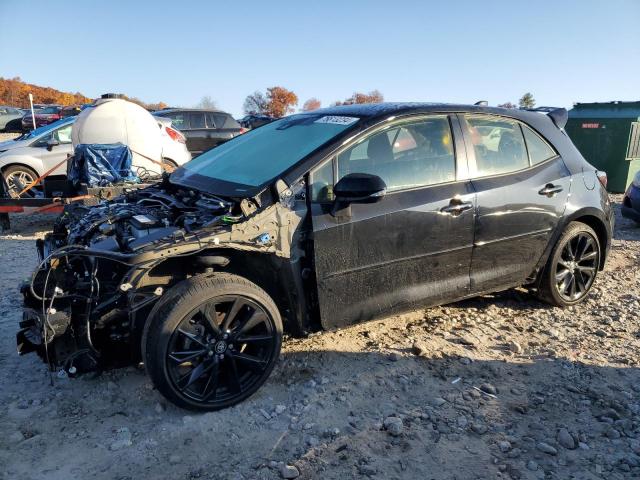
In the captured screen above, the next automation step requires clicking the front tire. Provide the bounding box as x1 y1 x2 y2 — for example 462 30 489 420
537 221 601 307
3 165 39 198
144 273 282 411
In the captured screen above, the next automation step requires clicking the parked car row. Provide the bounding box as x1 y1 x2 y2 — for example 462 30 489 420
153 108 247 157
1 103 89 133
0 111 191 197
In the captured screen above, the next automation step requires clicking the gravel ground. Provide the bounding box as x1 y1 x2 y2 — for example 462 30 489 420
0 197 639 480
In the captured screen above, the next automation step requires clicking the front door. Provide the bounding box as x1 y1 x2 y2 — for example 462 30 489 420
310 115 475 329
35 122 74 175
459 113 571 293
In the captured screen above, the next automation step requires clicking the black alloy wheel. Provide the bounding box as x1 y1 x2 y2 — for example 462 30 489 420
144 274 282 411
167 296 277 405
537 221 601 307
553 231 599 302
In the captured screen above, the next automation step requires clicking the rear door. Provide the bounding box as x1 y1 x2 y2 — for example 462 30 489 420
459 113 571 293
204 113 238 151
310 114 476 329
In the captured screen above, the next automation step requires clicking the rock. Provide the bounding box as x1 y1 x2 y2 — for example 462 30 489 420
536 442 557 455
471 423 488 435
154 403 165 414
259 409 272 419
16 400 29 410
508 341 523 354
412 341 428 356
389 352 400 362
433 397 447 407
479 383 497 395
594 329 608 338
274 405 287 415
383 416 403 436
9 431 25 443
279 464 299 479
498 440 512 453
109 427 132 451
358 464 377 476
557 428 576 450
457 416 468 429
526 460 538 471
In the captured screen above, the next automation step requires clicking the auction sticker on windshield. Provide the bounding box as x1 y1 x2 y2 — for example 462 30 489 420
314 116 359 125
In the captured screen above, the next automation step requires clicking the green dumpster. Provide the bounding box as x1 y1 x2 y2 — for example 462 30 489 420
565 101 640 193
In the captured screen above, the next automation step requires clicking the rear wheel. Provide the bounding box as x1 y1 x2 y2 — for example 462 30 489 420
537 222 600 306
3 165 38 198
144 273 282 411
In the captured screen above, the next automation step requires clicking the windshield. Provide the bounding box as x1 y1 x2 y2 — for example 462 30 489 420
19 117 75 141
174 113 360 194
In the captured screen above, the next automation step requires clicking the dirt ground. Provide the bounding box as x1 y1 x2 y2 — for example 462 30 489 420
0 196 639 480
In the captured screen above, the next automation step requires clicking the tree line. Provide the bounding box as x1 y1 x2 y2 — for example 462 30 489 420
243 88 385 117
0 77 167 110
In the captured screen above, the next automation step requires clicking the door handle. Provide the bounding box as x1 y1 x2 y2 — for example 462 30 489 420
440 198 473 216
538 184 563 197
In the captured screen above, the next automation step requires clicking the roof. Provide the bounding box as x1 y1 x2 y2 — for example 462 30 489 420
155 108 227 114
307 102 550 124
568 101 640 119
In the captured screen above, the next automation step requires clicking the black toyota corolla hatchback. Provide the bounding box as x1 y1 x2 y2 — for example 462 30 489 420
19 103 613 410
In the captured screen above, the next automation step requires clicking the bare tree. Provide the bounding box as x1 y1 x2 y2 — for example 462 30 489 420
498 102 517 109
243 91 269 115
195 95 217 109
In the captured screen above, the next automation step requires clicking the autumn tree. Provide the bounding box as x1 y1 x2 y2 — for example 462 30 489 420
302 98 321 111
518 93 536 109
265 86 298 117
334 90 384 106
243 87 298 117
195 95 217 109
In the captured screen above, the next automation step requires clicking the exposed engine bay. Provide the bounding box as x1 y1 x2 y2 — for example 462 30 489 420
17 176 308 375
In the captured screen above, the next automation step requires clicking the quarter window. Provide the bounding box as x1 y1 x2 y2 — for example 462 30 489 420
167 112 188 130
522 125 556 165
336 116 455 193
464 115 528 176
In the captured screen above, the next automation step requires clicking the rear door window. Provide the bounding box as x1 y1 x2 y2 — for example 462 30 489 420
167 112 189 130
522 125 557 165
464 115 528 177
189 112 206 129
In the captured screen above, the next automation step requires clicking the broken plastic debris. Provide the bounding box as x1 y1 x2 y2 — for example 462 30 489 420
256 233 272 246
451 377 461 384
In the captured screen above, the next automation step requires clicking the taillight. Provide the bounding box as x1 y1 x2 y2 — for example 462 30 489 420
596 170 607 189
239 127 248 134
166 126 186 144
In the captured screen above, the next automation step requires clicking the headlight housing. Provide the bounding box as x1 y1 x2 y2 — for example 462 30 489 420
633 170 640 188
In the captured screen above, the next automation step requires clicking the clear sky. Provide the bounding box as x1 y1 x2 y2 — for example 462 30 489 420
1 0 638 117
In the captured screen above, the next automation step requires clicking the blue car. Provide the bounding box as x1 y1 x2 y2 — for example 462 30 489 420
622 171 640 223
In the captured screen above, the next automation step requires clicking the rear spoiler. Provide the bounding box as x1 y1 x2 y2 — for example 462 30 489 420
547 108 568 130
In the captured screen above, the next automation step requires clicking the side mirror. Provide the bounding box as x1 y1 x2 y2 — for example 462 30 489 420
46 138 60 151
331 173 386 218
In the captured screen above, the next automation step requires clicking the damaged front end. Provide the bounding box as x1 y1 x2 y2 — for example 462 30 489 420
18 176 308 376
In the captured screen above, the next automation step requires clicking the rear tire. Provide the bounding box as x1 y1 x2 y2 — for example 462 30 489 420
143 273 282 411
537 221 601 307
